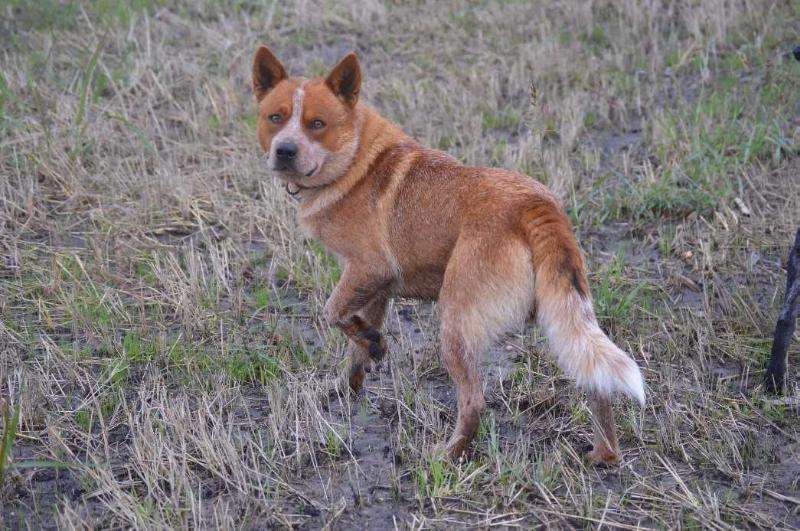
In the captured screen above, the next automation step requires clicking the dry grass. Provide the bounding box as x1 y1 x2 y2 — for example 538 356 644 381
1 0 799 528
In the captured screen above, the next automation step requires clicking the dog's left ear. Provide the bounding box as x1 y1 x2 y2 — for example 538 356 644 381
325 53 361 107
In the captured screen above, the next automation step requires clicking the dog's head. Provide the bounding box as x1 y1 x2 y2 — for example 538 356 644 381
252 46 362 192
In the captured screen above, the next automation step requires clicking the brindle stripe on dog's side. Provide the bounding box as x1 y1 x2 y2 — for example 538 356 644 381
367 142 420 207
373 144 421 279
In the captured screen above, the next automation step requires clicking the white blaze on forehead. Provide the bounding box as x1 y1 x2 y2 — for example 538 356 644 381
273 82 308 145
287 85 306 135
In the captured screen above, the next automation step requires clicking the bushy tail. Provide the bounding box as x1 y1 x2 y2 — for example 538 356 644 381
525 209 645 404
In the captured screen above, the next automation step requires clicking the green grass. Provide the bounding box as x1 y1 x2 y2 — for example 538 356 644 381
601 47 796 223
0 401 21 487
0 0 159 34
481 108 522 131
416 457 455 500
223 346 282 384
75 408 93 432
122 332 157 362
592 247 657 325
252 286 271 309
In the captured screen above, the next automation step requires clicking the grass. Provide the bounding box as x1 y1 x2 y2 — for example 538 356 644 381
1 0 799 528
0 400 21 486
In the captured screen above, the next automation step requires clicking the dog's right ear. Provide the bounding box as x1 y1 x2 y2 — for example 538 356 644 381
253 46 287 101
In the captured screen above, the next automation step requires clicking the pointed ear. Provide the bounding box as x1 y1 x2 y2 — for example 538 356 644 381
325 53 361 107
253 46 287 101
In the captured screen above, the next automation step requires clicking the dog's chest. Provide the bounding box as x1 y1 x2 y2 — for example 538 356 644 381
298 211 325 242
299 210 373 261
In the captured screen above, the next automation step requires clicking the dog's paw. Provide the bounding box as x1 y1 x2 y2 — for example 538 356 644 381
365 330 387 362
443 435 470 462
585 446 621 467
428 440 465 464
368 341 385 361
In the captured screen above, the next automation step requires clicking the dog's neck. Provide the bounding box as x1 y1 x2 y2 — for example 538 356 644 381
297 104 410 219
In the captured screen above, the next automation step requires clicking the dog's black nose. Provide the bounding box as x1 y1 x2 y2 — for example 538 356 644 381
275 142 298 162
794 46 800 62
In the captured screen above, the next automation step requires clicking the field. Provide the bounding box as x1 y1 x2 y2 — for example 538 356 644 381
1 0 800 528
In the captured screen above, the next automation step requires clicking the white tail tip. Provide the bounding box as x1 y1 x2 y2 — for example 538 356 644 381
584 340 646 406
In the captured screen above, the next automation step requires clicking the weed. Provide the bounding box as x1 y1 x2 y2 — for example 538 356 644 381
417 457 453 500
0 400 21 486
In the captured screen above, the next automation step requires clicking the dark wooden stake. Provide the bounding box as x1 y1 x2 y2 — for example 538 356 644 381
764 228 800 393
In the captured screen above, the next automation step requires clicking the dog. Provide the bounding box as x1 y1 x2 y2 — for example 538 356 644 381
251 46 645 464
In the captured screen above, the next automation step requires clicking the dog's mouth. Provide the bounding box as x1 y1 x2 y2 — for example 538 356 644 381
282 164 320 196
270 162 319 177
272 163 318 177
303 164 318 178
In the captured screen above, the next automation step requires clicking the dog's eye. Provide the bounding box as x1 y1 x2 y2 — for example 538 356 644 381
268 113 282 124
310 119 326 130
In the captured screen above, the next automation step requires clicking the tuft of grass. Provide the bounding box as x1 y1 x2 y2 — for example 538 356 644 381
416 457 455 500
252 286 271 309
593 248 655 324
481 108 521 131
73 39 104 146
223 346 282 385
0 400 21 487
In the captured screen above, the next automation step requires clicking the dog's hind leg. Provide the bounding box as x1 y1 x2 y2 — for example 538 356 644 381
438 237 534 459
438 321 486 459
586 393 621 465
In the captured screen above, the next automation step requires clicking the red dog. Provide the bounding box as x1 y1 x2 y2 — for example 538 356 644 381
252 46 645 464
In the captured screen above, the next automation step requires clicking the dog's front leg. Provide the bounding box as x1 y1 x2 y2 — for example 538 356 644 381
344 295 389 393
324 265 391 365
